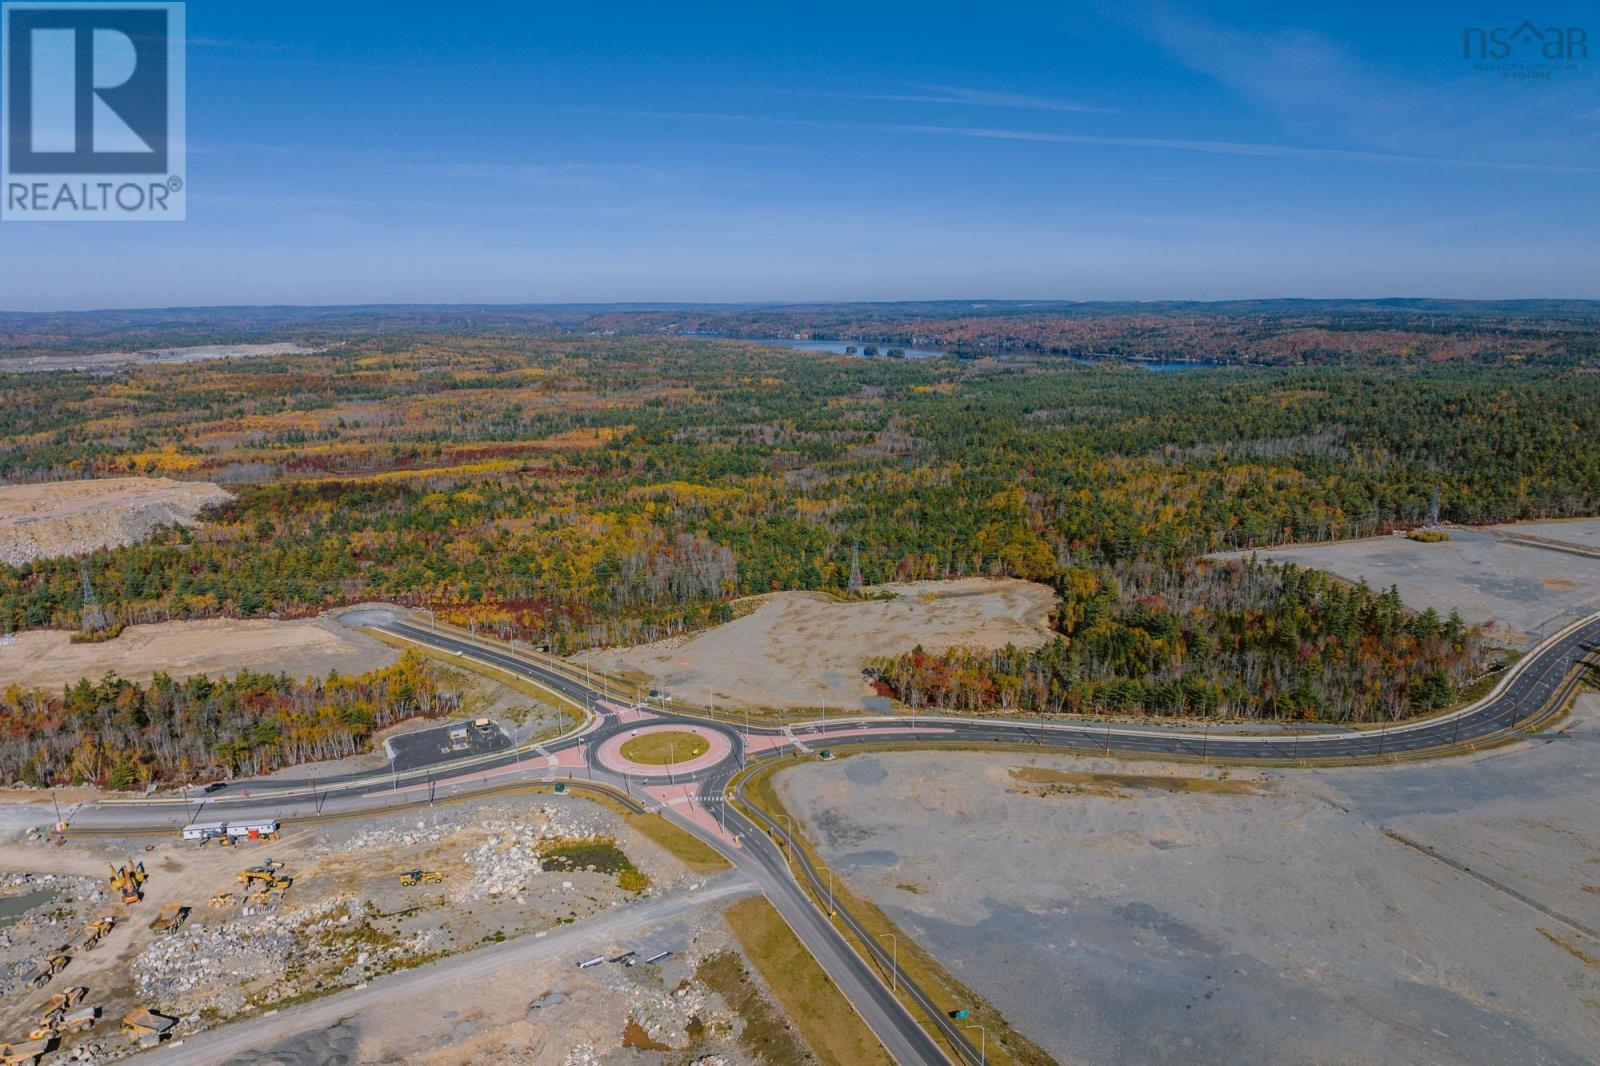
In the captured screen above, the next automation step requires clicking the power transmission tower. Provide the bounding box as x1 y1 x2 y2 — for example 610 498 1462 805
79 558 109 633
847 541 863 595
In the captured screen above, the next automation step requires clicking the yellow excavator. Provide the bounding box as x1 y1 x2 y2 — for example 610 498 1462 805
108 861 147 905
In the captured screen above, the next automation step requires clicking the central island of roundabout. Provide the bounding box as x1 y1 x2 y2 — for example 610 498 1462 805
595 722 735 778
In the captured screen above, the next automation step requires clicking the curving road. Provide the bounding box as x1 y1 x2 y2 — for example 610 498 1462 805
62 608 1600 1066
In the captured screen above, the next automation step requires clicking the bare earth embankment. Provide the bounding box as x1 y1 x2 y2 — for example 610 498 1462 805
777 693 1600 1066
0 617 396 690
574 577 1058 710
0 477 232 567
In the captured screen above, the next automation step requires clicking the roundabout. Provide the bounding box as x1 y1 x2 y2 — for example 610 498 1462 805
595 722 736 778
620 730 710 764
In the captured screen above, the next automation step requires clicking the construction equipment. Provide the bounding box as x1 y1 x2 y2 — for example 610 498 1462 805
398 869 443 887
120 1008 177 1048
0 1037 53 1066
237 867 272 888
237 860 287 887
208 892 232 907
108 862 147 904
18 954 69 991
39 986 87 1020
58 1007 99 1034
57 1006 98 1035
65 915 114 953
28 987 90 1041
146 903 189 935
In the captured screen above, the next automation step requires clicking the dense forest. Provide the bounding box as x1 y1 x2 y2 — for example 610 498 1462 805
869 559 1481 724
0 651 458 788
5 299 1600 367
1 332 1595 723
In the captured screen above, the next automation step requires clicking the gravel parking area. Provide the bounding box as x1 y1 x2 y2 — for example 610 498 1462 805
776 694 1600 1066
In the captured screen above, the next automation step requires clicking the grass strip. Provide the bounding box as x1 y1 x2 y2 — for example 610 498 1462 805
738 754 1056 1066
576 789 731 874
366 629 587 728
721 895 895 1066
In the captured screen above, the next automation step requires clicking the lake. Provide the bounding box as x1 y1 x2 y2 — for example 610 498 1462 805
0 888 57 928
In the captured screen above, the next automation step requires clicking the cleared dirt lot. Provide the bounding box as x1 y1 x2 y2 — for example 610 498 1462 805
0 477 232 567
0 616 397 690
777 694 1600 1066
0 343 316 375
1228 519 1600 644
0 793 748 1064
574 577 1058 711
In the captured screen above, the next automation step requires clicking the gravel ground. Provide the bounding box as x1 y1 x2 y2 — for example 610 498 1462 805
0 477 232 567
0 793 692 1063
777 694 1600 1066
1222 520 1600 643
574 577 1058 711
0 616 397 690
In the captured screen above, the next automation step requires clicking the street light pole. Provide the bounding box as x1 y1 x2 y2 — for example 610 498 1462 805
965 1024 987 1065
878 932 897 992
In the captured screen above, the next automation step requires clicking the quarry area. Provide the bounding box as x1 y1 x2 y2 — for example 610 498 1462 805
0 793 796 1065
573 577 1058 710
0 478 232 568
776 692 1600 1066
0 616 397 691
1234 518 1600 644
0 344 318 376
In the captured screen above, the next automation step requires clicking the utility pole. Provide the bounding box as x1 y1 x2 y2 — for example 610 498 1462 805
965 1024 987 1066
53 790 66 831
78 558 108 634
878 932 897 992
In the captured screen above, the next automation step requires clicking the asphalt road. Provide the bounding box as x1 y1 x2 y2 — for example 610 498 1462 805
61 609 1600 1066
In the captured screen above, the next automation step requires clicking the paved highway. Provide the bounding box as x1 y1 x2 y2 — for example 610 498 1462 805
61 608 1600 1065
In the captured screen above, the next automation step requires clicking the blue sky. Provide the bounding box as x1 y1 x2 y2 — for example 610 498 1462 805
2 0 1597 309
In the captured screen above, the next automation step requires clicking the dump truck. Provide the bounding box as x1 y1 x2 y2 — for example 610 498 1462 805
19 954 69 991
0 1037 53 1066
39 986 87 1020
66 919 107 953
59 1006 99 1034
398 869 444 887
147 903 189 935
120 1008 177 1048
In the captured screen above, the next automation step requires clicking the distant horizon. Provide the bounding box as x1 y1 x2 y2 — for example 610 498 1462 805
6 294 1600 318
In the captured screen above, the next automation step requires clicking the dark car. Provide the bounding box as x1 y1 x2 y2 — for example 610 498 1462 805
202 782 228 794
